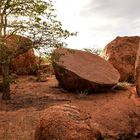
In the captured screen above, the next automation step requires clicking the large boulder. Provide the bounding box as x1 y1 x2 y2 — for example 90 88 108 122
0 35 36 75
103 36 140 82
52 48 120 92
35 104 101 140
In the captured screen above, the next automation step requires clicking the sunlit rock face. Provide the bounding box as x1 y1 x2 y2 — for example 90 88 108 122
103 36 140 82
52 48 120 92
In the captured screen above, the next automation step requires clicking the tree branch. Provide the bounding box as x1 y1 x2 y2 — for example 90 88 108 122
3 0 12 14
4 28 21 39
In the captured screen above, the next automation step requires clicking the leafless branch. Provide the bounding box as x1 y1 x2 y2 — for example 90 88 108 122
4 28 21 39
3 0 12 14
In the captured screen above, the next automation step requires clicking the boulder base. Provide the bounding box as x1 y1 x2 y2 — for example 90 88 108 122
52 48 120 92
103 36 140 82
35 104 101 140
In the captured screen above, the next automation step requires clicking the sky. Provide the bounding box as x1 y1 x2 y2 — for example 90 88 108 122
54 0 140 50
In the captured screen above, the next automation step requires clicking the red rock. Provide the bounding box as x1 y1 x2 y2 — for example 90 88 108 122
52 48 120 92
103 36 140 82
35 104 101 140
10 49 36 75
0 35 36 75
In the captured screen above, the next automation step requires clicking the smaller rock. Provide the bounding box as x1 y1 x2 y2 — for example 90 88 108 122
35 104 101 140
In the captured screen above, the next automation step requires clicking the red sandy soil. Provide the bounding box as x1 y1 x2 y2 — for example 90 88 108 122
0 76 140 140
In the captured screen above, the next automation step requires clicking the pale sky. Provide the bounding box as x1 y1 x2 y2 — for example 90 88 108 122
54 0 140 49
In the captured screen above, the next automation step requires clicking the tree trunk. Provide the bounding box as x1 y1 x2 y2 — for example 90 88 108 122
1 63 11 100
135 68 140 97
135 43 140 97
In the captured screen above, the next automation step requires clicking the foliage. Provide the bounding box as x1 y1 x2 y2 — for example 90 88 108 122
0 0 76 63
9 73 18 83
76 89 89 98
83 48 102 56
79 89 89 95
0 0 76 100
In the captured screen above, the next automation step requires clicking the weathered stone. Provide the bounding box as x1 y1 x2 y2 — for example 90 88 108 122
35 104 101 140
52 48 120 92
10 49 36 75
103 36 140 82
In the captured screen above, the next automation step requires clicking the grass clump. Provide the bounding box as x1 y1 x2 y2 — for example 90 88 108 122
113 82 130 90
76 89 89 98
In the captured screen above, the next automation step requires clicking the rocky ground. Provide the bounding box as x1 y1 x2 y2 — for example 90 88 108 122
0 75 140 140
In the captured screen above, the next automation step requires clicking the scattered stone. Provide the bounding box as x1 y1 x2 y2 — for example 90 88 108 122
52 48 120 92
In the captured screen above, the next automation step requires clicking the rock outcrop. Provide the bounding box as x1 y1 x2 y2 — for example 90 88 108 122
103 36 140 82
52 48 120 92
35 104 101 140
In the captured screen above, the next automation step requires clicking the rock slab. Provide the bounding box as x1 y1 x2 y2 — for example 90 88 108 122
52 48 120 92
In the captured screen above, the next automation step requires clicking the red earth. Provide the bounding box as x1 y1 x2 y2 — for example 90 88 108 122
0 75 140 140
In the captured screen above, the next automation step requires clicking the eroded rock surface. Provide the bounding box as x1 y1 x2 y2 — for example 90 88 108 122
35 104 101 140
